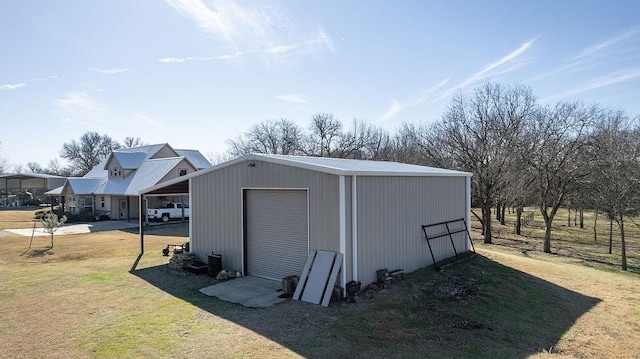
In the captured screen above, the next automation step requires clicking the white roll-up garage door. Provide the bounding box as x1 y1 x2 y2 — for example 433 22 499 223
245 189 309 280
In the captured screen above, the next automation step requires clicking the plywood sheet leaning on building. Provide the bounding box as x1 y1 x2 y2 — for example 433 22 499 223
293 250 343 307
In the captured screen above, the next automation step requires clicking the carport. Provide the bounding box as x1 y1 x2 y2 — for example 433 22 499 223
138 177 190 254
0 173 67 207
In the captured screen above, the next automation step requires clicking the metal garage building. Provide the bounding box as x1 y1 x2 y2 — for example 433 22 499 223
141 154 473 286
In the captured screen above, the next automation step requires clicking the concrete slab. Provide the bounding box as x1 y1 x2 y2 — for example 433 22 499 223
5 221 138 237
199 276 286 308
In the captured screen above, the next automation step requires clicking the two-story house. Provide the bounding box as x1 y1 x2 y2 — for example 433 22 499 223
47 143 211 220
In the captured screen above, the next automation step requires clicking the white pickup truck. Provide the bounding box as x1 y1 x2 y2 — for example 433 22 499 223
147 203 190 222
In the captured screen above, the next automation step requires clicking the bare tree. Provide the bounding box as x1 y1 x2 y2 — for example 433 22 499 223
44 159 72 177
206 151 234 165
25 162 44 174
227 118 304 156
122 136 145 148
523 101 598 253
303 113 344 157
590 110 640 270
13 163 25 174
422 82 536 243
60 132 120 176
0 141 7 174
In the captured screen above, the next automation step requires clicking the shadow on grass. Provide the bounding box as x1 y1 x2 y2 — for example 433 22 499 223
21 246 53 257
130 253 600 358
121 221 190 238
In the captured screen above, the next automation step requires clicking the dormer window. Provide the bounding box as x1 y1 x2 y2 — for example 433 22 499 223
179 169 187 176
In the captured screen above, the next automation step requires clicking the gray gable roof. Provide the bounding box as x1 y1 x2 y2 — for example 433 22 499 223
252 154 472 176
112 152 148 169
47 143 208 197
175 149 212 170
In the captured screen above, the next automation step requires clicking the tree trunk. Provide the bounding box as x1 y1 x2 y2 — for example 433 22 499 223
580 207 584 229
515 206 523 235
567 206 571 227
482 205 492 244
619 213 627 271
500 204 506 226
574 208 577 226
609 215 613 254
496 202 501 222
472 210 484 235
593 209 598 241
50 234 54 248
543 217 553 253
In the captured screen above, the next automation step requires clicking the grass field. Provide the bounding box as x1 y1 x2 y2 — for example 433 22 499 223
476 207 640 273
1 208 639 358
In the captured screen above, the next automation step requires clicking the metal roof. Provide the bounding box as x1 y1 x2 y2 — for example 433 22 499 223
250 154 472 176
116 143 168 157
107 157 185 195
84 158 109 178
112 152 148 169
0 173 66 180
66 178 106 195
48 157 189 196
140 154 471 195
175 149 212 169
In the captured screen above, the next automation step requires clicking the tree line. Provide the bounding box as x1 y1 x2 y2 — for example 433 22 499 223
0 135 145 177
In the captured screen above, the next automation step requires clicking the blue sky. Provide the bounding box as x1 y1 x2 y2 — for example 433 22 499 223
1 0 639 168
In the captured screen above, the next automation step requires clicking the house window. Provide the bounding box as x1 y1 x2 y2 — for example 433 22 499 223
84 197 93 207
179 169 187 176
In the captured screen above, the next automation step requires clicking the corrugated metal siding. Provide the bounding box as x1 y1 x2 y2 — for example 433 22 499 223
190 160 340 272
20 178 46 189
355 176 467 285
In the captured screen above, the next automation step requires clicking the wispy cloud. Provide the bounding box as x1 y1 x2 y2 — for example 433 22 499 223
30 75 58 82
544 68 640 102
378 78 450 122
529 27 640 83
55 92 103 123
379 37 537 121
570 27 640 62
433 37 538 102
90 68 131 74
135 113 165 129
379 99 402 122
0 83 26 91
164 0 333 63
276 94 309 104
1 75 58 91
533 26 640 100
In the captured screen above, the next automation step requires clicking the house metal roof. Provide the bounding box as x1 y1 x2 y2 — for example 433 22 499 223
84 158 109 178
50 158 187 196
140 154 472 195
112 152 148 169
46 143 206 197
175 149 212 169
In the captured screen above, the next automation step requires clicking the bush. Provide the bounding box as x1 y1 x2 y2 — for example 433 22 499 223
34 210 51 220
64 209 97 223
